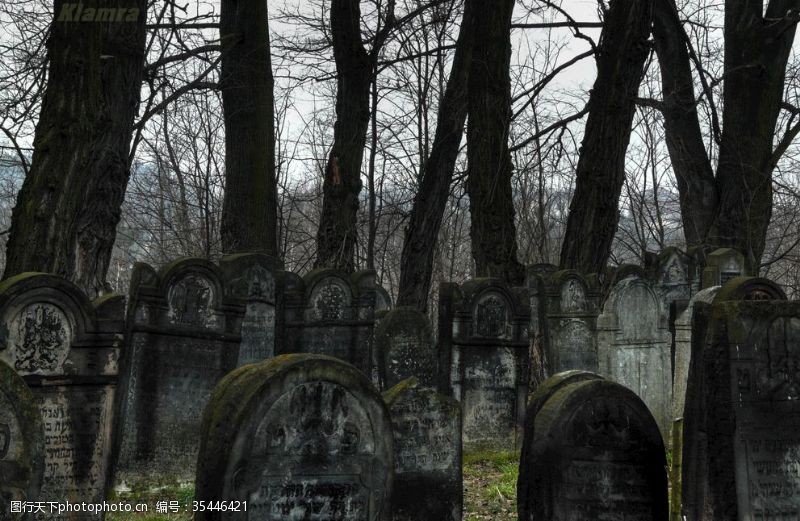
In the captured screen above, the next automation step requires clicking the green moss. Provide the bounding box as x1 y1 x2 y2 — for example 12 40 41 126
381 377 419 405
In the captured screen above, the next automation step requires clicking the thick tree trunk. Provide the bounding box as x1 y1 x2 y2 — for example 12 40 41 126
709 0 799 272
651 0 717 250
314 0 372 272
219 0 278 255
559 0 653 274
3 0 146 298
396 0 476 311
464 0 524 285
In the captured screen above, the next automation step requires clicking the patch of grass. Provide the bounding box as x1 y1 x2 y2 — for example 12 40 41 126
463 450 519 521
107 484 194 521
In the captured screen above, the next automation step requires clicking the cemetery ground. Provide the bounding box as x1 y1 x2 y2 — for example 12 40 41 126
105 450 520 521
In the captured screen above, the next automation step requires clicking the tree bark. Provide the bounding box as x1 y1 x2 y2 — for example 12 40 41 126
314 0 374 272
219 0 278 254
3 0 147 298
464 0 524 284
396 0 476 311
559 0 653 274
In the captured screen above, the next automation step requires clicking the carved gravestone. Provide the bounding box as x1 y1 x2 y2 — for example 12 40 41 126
383 378 461 521
195 354 394 521
374 307 438 390
702 247 745 288
655 248 693 305
440 279 530 450
518 373 668 521
543 271 599 373
681 278 794 521
0 274 124 520
597 270 672 437
280 269 378 376
0 359 44 521
113 259 243 487
220 254 280 366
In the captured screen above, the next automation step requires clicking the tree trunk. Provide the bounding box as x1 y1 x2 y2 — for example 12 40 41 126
397 0 476 311
314 0 372 272
219 0 278 255
3 0 147 298
464 0 524 285
559 0 653 274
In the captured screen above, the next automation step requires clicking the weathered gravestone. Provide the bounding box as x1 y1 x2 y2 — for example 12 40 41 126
195 354 394 521
374 308 438 391
652 247 693 306
113 259 246 486
597 267 672 438
440 279 530 450
383 378 461 521
681 277 795 521
542 271 600 373
0 274 124 520
279 269 378 376
701 247 745 288
518 372 668 521
0 359 44 521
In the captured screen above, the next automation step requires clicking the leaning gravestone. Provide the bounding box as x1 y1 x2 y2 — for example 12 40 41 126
0 359 44 521
113 259 244 487
0 274 124 521
280 269 378 376
597 268 672 438
440 279 530 449
383 378 461 521
681 277 795 521
518 372 668 521
374 307 438 390
195 354 394 521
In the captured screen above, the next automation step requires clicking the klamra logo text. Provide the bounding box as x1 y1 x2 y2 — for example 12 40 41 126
57 4 140 22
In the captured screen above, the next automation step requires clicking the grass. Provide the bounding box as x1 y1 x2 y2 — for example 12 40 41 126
107 451 520 521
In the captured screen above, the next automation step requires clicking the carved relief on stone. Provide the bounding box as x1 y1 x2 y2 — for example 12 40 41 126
230 265 275 301
473 292 510 338
561 279 586 312
7 303 71 374
309 279 350 321
167 274 215 327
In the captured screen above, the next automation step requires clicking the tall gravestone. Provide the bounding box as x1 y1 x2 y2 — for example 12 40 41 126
280 269 377 376
0 359 44 521
440 279 530 450
374 307 438 391
195 354 394 521
383 378 461 521
598 268 672 437
681 278 794 521
0 274 124 520
542 271 600 373
113 258 247 486
518 372 668 521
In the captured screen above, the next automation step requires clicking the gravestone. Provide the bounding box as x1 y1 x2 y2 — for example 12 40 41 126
597 269 672 437
0 359 44 521
280 269 378 376
701 247 745 288
543 271 599 373
374 307 438 390
195 354 394 521
383 378 461 521
220 254 280 366
518 372 668 521
654 248 693 305
375 286 392 313
681 278 794 521
440 279 530 450
113 259 245 487
0 274 124 520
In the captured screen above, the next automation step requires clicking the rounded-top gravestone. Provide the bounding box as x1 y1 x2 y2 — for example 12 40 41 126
518 373 668 521
195 354 394 521
0 359 44 521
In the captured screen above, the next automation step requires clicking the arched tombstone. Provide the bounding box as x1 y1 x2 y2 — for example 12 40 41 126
518 372 668 521
543 271 599 373
373 307 438 391
0 359 44 521
0 274 124 520
383 378 461 521
681 277 794 521
195 354 394 521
